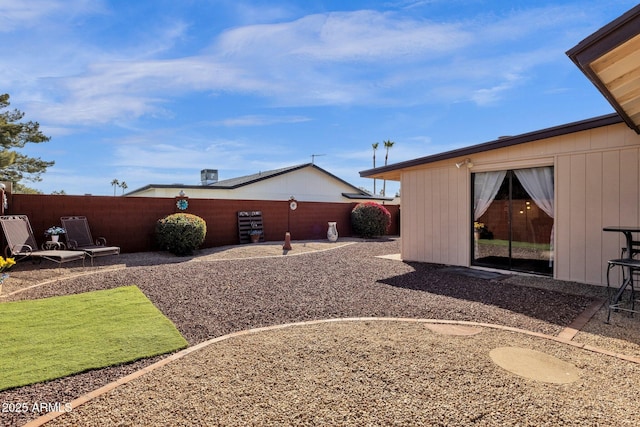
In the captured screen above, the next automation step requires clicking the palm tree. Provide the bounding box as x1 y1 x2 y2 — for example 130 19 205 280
382 140 395 196
110 179 119 196
119 181 128 195
372 142 379 195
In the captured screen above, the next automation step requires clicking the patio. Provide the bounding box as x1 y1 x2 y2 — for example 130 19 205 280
1 238 639 426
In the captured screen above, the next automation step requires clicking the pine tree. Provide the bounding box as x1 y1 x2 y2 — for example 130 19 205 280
0 94 54 191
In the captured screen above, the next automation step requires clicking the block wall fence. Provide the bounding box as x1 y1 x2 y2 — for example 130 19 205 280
5 194 399 254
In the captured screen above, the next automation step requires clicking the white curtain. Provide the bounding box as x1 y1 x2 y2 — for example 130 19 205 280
514 167 554 218
514 166 554 266
473 171 506 220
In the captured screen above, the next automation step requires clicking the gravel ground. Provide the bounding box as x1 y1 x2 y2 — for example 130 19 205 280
1 238 639 426
47 322 640 426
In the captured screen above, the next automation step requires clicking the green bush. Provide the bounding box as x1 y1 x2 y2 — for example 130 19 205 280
351 202 391 238
155 213 207 256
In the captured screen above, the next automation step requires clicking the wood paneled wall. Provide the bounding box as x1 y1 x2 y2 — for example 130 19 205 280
401 166 469 266
398 122 640 286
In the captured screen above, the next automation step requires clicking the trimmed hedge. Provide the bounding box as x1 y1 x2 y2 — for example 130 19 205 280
155 213 207 256
350 202 391 238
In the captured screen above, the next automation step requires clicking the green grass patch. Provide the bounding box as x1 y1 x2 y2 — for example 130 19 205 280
478 239 550 250
0 286 187 391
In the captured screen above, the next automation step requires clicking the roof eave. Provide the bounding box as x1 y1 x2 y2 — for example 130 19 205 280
566 5 640 134
341 192 394 201
360 113 622 178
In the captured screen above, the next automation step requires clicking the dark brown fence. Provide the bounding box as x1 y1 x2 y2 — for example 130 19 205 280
6 194 399 253
478 200 552 244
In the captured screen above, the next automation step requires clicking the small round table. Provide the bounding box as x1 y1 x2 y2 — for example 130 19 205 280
42 241 66 250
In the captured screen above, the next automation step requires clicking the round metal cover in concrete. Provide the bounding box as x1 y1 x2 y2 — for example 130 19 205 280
489 347 580 384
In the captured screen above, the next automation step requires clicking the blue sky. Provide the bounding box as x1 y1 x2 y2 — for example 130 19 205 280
1 0 637 196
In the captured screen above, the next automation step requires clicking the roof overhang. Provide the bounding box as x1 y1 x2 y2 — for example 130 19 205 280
360 113 622 180
567 5 640 134
341 192 394 201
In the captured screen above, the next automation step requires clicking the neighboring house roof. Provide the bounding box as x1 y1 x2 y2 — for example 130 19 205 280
205 164 347 191
566 4 640 134
203 164 309 189
127 163 394 201
360 113 623 180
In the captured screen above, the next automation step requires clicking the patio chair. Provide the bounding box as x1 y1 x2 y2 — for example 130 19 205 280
0 215 85 266
621 240 640 283
60 216 120 266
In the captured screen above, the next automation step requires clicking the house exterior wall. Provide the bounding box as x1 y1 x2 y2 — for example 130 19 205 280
401 166 469 266
128 167 384 203
399 121 640 286
224 167 360 202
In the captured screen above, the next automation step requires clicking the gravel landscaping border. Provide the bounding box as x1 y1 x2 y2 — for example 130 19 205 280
1 238 639 426
44 320 640 426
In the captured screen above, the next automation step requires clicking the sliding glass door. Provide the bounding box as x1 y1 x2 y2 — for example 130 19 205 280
472 167 554 276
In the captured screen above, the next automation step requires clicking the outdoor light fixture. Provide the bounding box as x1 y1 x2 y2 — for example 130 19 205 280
456 158 473 169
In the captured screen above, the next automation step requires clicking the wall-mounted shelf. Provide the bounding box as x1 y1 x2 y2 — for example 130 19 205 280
237 211 264 244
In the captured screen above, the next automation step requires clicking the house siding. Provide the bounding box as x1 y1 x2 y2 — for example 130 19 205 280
399 121 640 286
401 166 469 266
127 165 393 204
556 145 640 285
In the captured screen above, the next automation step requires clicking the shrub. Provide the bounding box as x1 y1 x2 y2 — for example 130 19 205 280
351 202 391 238
155 213 207 256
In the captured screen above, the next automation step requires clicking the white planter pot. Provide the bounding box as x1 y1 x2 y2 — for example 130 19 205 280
327 222 338 242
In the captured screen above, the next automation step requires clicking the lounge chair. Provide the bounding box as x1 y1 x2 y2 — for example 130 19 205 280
0 215 85 266
60 216 120 265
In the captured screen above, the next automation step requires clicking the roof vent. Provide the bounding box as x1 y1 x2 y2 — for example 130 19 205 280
201 169 218 185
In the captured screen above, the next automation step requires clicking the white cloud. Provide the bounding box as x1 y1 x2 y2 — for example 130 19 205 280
2 3 594 127
470 72 525 106
213 115 311 127
384 0 455 9
0 0 103 31
109 133 291 176
216 11 472 62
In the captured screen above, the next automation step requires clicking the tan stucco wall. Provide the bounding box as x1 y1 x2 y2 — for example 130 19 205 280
399 122 640 286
